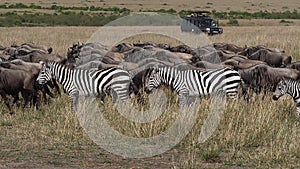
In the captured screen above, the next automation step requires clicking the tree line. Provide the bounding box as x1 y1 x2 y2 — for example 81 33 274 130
0 3 299 26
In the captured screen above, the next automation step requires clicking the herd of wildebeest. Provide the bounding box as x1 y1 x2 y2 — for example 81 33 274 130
0 41 299 115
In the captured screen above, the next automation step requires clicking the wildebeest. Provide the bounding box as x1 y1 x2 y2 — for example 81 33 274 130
0 67 37 114
16 42 53 55
247 49 292 67
213 42 244 53
111 42 134 53
191 45 221 63
284 61 300 71
0 55 10 62
238 64 300 94
238 45 285 57
0 59 60 106
223 58 266 69
15 50 65 63
169 44 194 54
193 60 225 69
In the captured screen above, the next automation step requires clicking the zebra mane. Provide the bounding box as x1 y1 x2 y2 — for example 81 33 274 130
281 77 292 82
45 61 67 69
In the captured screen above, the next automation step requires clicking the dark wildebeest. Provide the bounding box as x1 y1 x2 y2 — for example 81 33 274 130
216 49 248 62
133 42 158 48
238 64 300 95
223 58 266 69
111 43 135 53
18 42 53 54
0 59 61 106
191 45 222 64
0 55 10 62
169 44 194 54
15 50 65 63
193 60 226 69
238 45 284 56
0 67 36 114
247 49 292 67
284 61 300 71
213 42 244 53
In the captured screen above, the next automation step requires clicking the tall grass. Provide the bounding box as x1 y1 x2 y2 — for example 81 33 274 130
0 26 299 168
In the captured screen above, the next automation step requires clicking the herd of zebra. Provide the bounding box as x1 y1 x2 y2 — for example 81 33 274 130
1 42 300 120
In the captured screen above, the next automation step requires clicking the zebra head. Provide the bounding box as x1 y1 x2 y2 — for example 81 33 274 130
146 67 162 94
37 61 52 85
273 78 288 101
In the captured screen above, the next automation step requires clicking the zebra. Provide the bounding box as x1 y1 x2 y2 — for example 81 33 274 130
273 78 300 121
36 61 131 110
146 66 245 105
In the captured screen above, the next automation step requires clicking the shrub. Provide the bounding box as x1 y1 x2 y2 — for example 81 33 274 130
227 18 239 26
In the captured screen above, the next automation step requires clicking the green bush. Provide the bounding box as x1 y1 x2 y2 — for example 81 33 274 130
227 18 239 26
0 12 128 27
211 10 300 19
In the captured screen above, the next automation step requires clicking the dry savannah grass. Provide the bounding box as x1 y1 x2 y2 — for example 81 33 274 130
0 25 300 168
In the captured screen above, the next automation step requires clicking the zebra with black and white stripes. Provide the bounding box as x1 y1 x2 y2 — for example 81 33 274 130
273 78 300 121
146 66 245 104
36 61 131 110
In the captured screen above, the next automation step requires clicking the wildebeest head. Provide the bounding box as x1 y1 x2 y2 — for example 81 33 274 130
273 78 289 101
37 61 52 85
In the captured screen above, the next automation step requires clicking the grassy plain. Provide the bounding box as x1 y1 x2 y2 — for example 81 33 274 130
0 26 299 168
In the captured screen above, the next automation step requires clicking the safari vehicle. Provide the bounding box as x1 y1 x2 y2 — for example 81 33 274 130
181 11 223 35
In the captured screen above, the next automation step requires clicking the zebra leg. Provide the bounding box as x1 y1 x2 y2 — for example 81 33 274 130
178 92 189 106
70 90 79 112
186 96 196 106
296 106 300 121
110 89 118 103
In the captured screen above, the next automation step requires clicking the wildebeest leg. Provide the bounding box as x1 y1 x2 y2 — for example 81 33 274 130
44 85 55 98
0 91 13 114
33 90 43 110
31 90 39 109
12 94 19 105
51 79 61 96
240 80 250 102
129 82 144 104
21 90 31 109
135 91 146 105
41 84 55 105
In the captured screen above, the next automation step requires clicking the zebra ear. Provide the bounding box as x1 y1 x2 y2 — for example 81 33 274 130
151 64 159 73
281 77 287 85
